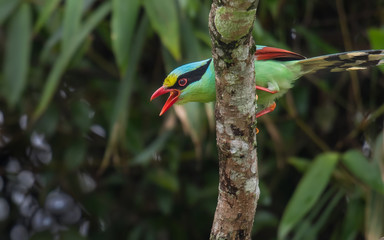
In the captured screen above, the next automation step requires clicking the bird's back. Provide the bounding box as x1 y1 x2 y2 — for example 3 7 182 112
254 49 384 108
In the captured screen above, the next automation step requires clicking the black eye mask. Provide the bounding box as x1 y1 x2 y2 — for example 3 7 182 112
170 59 212 90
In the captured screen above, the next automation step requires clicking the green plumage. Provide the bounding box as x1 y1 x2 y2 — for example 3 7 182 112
152 47 384 116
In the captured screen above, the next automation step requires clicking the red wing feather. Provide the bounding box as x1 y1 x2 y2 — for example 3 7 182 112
255 46 306 61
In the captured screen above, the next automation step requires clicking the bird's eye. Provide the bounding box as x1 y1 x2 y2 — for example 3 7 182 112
178 78 187 86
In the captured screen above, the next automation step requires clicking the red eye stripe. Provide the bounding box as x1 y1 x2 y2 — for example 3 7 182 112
178 78 187 86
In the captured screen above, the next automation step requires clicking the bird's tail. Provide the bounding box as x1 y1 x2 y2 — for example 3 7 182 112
296 49 384 75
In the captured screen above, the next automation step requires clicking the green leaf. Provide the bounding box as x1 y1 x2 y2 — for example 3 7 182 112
291 185 337 240
373 133 384 165
342 150 384 194
62 0 84 52
278 152 339 240
253 19 286 49
100 16 149 172
288 157 311 172
144 0 181 60
339 197 364 240
176 103 207 160
39 27 61 63
368 28 384 73
131 130 172 166
365 191 384 240
64 140 86 170
180 15 200 60
33 2 111 121
368 28 384 49
70 100 92 132
111 0 140 73
0 0 21 25
35 104 59 136
148 169 179 192
309 191 343 236
111 14 149 132
1 3 31 108
33 0 61 34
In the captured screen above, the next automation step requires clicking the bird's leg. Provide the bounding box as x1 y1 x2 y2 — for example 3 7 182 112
254 86 278 132
255 86 278 118
256 102 276 118
256 85 278 94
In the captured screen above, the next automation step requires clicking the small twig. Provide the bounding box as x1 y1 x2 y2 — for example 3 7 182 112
285 92 331 152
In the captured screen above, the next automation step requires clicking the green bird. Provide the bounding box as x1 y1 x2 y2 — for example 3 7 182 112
151 46 384 117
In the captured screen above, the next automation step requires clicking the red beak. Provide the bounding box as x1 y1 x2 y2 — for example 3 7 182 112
150 86 180 116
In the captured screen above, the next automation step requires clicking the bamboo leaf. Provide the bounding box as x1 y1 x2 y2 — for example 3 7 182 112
1 3 31 108
288 157 311 172
131 130 172 166
292 190 343 240
365 191 384 240
290 185 336 240
39 27 62 63
33 0 61 34
368 28 384 73
111 0 140 73
174 103 207 160
64 140 86 170
62 0 84 52
278 152 339 240
33 2 111 121
147 169 179 192
373 133 384 167
162 16 208 157
0 0 21 25
180 15 201 61
339 197 364 240
310 191 343 235
100 16 149 173
144 0 181 60
342 150 384 194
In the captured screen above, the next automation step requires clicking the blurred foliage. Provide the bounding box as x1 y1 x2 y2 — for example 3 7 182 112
0 0 383 239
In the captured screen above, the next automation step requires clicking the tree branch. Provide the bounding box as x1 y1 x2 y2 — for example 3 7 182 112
209 1 259 239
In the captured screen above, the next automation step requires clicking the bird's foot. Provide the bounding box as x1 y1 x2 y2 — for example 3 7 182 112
256 102 276 118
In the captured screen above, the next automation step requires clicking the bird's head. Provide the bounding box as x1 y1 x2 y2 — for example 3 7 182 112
150 59 213 116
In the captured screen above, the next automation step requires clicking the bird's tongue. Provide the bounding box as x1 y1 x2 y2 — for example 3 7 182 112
150 86 180 116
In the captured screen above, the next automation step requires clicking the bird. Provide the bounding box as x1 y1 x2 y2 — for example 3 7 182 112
151 46 384 117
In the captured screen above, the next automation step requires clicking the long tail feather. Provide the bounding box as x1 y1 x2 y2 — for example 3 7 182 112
297 50 384 74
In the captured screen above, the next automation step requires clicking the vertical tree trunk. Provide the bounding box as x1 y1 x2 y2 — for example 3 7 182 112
209 1 259 239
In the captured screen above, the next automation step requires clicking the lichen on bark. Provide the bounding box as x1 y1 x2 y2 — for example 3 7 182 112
214 7 257 43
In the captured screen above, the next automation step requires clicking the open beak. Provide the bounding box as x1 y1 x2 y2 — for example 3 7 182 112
150 86 180 116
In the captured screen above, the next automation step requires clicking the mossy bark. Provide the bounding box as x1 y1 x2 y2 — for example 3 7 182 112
209 1 259 240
